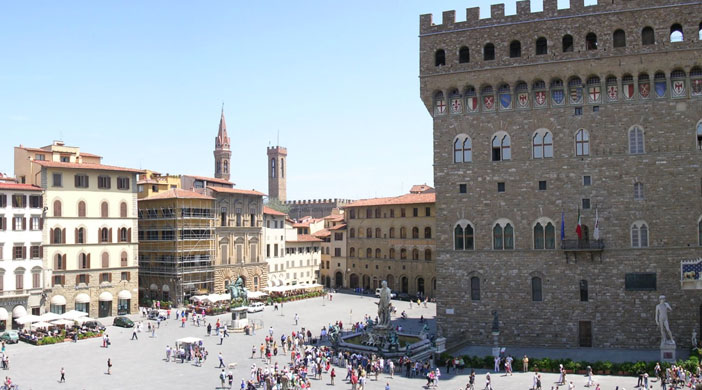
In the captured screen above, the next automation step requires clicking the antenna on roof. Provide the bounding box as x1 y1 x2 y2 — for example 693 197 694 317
277 129 280 147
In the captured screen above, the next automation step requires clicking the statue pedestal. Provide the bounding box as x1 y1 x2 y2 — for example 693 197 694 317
660 342 676 363
491 331 500 357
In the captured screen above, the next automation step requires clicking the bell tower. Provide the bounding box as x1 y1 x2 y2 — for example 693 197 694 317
267 145 287 202
214 107 231 181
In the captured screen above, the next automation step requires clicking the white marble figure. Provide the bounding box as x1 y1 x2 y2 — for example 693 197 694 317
377 280 392 328
655 295 675 345
692 329 698 348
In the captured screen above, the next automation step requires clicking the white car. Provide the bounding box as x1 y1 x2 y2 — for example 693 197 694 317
247 302 265 313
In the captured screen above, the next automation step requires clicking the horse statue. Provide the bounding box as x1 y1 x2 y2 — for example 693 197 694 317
227 276 249 304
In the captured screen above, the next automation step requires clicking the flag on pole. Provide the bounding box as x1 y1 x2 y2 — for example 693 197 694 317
560 212 565 241
593 208 600 240
575 208 583 239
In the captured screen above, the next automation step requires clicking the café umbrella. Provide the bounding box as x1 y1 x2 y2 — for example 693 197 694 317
15 314 41 325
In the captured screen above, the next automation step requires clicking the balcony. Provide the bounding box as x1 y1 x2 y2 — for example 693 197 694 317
560 239 604 262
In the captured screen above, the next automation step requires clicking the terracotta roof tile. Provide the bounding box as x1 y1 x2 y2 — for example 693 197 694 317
188 175 233 185
32 160 143 174
344 192 435 208
289 234 323 242
0 183 42 191
207 186 266 196
141 188 214 201
263 206 287 216
313 229 331 238
328 223 347 230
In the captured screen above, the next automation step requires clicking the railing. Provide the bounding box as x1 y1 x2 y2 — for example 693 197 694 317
560 239 605 251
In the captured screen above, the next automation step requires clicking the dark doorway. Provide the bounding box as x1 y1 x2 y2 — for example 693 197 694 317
579 321 592 347
99 301 112 318
335 272 343 288
325 276 330 288
386 275 395 291
362 275 370 290
401 277 409 293
349 274 359 289
417 278 425 296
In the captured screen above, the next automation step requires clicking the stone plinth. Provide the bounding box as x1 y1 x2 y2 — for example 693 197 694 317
660 342 676 363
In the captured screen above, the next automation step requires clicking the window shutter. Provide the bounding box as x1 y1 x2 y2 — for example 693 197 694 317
127 272 130 281
108 273 112 283
75 228 78 243
12 218 15 230
22 218 26 230
87 253 91 268
62 228 66 243
86 274 90 284
22 246 26 259
2 217 5 231
39 218 43 230
128 228 132 242
50 228 54 243
75 275 80 285
109 228 112 243
62 254 67 270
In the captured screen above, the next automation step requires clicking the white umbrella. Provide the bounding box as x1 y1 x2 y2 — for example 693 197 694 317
39 312 61 322
61 310 88 320
15 314 41 325
31 321 54 330
75 317 97 325
50 319 75 327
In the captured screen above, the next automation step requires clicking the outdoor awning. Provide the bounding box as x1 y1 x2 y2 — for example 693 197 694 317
162 285 170 292
0 308 8 321
117 290 131 300
75 293 90 304
99 292 113 301
50 295 67 305
12 306 27 318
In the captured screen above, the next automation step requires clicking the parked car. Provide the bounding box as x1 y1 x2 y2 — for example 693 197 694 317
396 293 411 301
147 309 167 321
0 330 19 344
247 302 265 313
113 316 134 328
81 320 106 331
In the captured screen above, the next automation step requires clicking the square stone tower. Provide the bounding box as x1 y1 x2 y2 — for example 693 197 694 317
267 146 287 202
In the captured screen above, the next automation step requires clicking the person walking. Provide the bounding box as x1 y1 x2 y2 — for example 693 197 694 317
330 368 336 385
59 367 65 383
131 328 138 340
218 352 226 368
294 313 299 325
107 358 112 375
219 369 226 389
219 329 224 345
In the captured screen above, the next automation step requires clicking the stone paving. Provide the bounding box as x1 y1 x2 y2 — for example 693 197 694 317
3 293 644 389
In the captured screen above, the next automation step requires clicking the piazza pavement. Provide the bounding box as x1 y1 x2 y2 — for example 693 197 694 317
3 292 651 389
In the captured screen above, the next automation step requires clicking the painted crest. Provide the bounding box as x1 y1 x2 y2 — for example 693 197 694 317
434 99 447 115
673 80 685 97
570 87 583 104
551 90 564 105
450 98 462 114
483 96 495 110
607 85 618 101
655 81 667 98
517 92 529 108
639 83 650 98
623 83 634 99
692 79 702 96
466 96 478 112
534 91 546 106
588 86 601 103
499 93 512 110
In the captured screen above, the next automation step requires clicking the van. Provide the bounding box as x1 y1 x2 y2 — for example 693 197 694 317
247 302 265 313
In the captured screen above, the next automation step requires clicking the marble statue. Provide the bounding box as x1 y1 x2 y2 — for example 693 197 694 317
692 329 698 348
377 280 392 328
655 295 675 345
491 310 500 334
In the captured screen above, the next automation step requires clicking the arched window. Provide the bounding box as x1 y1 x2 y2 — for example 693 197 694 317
389 228 395 238
470 276 480 301
76 227 85 244
78 253 89 269
629 126 645 154
412 249 419 260
493 221 514 250
699 22 702 40
374 208 381 218
78 201 86 217
100 228 109 243
458 46 470 63
271 158 276 178
576 129 590 156
613 29 626 48
631 221 649 247
54 253 65 270
534 223 544 249
531 277 543 301
483 43 495 61
424 249 432 261
562 34 574 52
491 133 511 161
642 26 655 45
509 40 521 58
454 222 474 250
533 221 556 249
222 160 228 174
634 182 644 200
121 251 128 267
375 228 381 238
535 37 547 55
366 228 372 238
424 227 431 239
670 24 684 42
696 121 702 150
349 228 355 238
400 249 407 260
435 49 446 66
102 252 109 268
280 158 284 178
453 135 472 163
412 227 419 239
101 202 108 218
119 202 127 218
586 32 598 50
389 248 395 259
53 227 63 244
375 248 381 258
53 200 62 217
119 227 128 242
532 130 553 159
349 248 355 257
400 227 407 239
366 248 372 258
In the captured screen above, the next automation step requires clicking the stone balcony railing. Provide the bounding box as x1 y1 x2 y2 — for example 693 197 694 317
560 239 605 251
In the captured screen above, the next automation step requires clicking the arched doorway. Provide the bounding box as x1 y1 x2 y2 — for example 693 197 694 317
417 277 425 296
386 274 395 290
372 277 379 290
325 276 331 288
349 274 359 289
401 277 408 294
362 275 371 290
335 272 343 288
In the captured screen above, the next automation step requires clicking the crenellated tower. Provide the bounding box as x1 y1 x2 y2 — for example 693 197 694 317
267 145 287 202
214 108 231 181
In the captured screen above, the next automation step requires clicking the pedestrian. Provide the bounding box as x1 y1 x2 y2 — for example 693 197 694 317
207 323 212 336
59 367 65 383
493 356 500 373
181 316 186 328
219 369 226 389
330 368 336 385
131 327 138 340
218 352 226 368
523 355 529 372
219 330 224 345
294 313 299 325
385 382 391 390
151 325 156 338
166 345 171 362
107 358 112 375
251 345 256 359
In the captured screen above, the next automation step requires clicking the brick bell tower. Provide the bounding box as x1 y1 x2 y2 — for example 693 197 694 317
214 107 231 181
267 145 287 202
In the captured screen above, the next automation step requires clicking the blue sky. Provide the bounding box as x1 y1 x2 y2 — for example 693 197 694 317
0 0 590 200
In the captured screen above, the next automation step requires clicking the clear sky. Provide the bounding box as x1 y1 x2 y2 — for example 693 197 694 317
0 0 591 200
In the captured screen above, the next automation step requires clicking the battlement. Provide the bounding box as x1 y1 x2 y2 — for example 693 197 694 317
267 146 287 156
420 0 694 35
285 198 353 206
